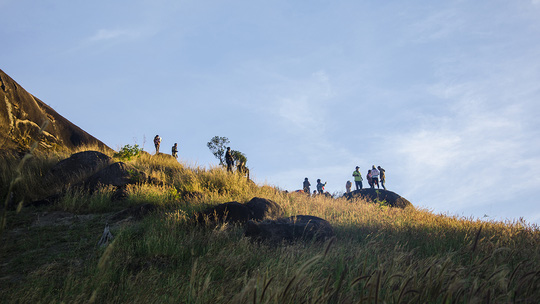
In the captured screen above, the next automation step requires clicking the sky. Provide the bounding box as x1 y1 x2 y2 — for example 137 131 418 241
2 0 540 224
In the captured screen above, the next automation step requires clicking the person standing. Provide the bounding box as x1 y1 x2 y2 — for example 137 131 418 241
303 178 311 194
367 170 373 188
352 166 363 190
316 179 327 195
153 135 162 154
371 165 380 189
378 166 386 190
172 143 178 159
345 180 352 193
225 147 234 173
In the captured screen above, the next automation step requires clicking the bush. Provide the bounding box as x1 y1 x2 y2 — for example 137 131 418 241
114 144 142 161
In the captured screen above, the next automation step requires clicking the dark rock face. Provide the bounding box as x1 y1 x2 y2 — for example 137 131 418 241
245 197 284 221
44 151 112 190
84 162 147 190
244 215 335 243
194 197 284 225
195 201 252 224
0 69 110 152
343 188 412 209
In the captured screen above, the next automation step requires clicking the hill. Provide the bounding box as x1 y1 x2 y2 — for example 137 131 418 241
1 147 539 303
0 69 110 153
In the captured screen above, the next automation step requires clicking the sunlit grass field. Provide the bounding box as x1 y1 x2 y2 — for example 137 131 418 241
1 146 539 303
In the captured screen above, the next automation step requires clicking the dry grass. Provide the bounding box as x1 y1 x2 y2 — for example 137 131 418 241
1 147 539 303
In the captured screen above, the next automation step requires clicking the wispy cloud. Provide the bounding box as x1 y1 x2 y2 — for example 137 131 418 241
86 28 142 43
275 70 334 133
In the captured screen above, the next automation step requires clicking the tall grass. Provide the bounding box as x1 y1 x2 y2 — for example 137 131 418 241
1 148 539 303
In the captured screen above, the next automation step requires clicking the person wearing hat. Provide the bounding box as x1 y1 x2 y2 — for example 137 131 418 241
352 166 363 190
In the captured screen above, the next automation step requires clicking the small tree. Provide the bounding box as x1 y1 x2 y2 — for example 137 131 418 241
231 150 247 166
207 136 230 165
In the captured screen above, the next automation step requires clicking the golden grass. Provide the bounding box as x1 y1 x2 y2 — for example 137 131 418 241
1 147 539 303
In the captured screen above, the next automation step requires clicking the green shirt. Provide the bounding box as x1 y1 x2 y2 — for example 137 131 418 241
352 170 363 181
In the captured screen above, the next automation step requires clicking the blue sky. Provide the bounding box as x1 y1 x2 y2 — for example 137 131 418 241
2 0 540 224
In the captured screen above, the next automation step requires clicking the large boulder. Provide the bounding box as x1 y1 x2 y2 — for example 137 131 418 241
245 197 284 221
343 188 412 209
244 215 335 244
84 162 147 190
193 197 285 225
43 151 112 191
194 201 252 224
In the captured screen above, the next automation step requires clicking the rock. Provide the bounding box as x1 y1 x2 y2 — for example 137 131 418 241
244 197 284 221
244 215 335 244
111 186 129 201
343 188 412 209
194 201 252 224
0 69 111 152
84 162 147 191
44 151 112 190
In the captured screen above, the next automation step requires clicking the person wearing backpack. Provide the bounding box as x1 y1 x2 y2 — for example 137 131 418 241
377 166 386 190
303 178 311 194
172 143 178 159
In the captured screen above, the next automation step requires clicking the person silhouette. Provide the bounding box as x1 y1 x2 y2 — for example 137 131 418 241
172 143 178 159
153 135 162 154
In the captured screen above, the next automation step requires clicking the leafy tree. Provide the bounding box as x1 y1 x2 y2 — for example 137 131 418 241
207 136 230 165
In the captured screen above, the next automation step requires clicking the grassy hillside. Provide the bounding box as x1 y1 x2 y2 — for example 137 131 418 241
1 147 539 303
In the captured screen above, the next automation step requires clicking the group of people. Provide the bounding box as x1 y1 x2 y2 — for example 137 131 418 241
303 165 387 196
153 135 179 159
303 178 327 195
346 165 386 193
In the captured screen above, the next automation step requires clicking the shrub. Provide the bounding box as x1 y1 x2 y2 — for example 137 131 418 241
114 144 142 161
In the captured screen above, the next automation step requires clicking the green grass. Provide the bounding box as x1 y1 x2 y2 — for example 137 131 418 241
1 146 539 303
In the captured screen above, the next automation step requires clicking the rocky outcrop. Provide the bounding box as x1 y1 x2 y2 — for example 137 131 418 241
244 197 284 220
0 69 110 152
43 151 112 191
244 215 335 243
194 197 284 224
84 162 148 190
343 188 412 209
195 201 252 224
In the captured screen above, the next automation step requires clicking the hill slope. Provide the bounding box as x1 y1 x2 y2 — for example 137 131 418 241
1 150 539 303
0 69 109 152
